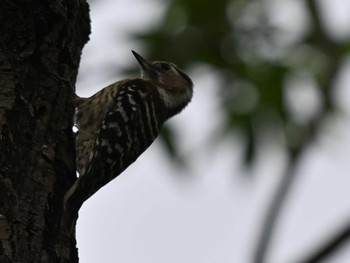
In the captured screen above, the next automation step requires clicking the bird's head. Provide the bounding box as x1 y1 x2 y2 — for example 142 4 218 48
132 50 193 116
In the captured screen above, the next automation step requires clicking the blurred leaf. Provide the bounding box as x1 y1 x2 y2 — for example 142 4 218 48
159 126 176 157
159 125 186 167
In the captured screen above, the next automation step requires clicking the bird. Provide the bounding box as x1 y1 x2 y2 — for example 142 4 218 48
63 50 193 224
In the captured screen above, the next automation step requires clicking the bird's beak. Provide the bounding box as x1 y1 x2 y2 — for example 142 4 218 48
132 50 153 71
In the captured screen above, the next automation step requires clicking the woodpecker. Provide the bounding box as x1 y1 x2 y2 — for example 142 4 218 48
63 51 193 223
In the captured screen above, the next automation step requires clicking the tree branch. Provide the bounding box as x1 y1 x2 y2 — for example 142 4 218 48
252 0 340 262
300 220 350 262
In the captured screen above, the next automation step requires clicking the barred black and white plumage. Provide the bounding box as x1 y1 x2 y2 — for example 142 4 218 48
63 51 193 223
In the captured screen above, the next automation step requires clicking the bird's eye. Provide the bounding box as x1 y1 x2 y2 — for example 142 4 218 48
160 63 171 71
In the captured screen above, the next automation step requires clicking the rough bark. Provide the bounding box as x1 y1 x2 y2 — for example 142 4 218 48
0 1 90 262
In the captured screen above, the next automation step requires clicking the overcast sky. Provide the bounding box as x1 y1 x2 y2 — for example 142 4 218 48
76 0 350 262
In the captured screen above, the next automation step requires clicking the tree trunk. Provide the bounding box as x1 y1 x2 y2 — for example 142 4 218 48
0 1 90 262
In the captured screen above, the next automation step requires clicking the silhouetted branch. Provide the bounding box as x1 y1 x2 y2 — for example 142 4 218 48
300 220 350 262
252 0 340 262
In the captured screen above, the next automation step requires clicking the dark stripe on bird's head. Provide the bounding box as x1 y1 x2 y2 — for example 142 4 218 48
174 67 193 87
